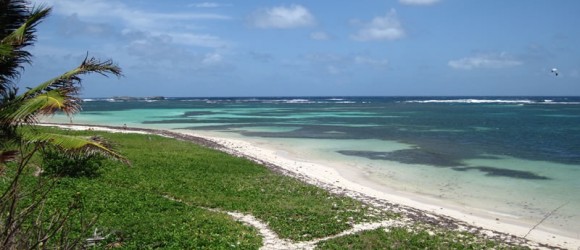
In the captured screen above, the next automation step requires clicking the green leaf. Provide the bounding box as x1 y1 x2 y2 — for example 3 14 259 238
22 56 122 99
23 132 130 165
2 90 73 126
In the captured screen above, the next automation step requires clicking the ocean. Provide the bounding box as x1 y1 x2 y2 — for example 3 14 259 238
46 96 580 236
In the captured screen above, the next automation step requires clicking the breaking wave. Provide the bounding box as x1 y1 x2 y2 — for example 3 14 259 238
404 99 580 105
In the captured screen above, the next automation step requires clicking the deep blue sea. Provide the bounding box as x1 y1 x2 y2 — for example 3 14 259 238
47 96 580 235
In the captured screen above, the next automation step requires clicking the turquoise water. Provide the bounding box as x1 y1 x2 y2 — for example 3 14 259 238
46 96 580 235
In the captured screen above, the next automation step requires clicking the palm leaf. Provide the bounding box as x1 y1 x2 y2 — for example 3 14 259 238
2 5 50 46
23 132 130 165
6 90 71 123
0 0 30 38
0 44 12 57
21 55 122 103
1 3 51 93
1 56 121 127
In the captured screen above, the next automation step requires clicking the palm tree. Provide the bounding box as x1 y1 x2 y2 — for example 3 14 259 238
1 0 127 248
0 0 127 165
0 0 127 195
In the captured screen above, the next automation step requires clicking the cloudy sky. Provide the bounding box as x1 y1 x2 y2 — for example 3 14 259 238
21 0 580 97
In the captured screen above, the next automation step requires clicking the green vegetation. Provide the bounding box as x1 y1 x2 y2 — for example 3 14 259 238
41 148 106 177
2 126 526 249
316 227 511 250
34 126 386 247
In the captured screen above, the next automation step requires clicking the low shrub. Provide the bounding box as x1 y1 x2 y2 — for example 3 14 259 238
42 148 105 178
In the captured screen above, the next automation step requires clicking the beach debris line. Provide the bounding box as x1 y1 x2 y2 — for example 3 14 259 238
524 201 569 239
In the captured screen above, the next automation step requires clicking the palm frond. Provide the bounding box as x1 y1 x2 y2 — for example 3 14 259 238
23 132 130 165
0 86 19 136
2 4 51 46
1 56 121 128
0 44 11 57
23 55 122 99
0 2 51 93
0 0 28 43
3 90 78 125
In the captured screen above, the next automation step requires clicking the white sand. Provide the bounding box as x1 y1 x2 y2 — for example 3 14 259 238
41 124 580 249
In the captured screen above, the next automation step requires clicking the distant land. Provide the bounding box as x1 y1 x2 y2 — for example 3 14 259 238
107 96 166 101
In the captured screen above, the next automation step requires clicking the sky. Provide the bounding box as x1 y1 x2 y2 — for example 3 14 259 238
20 0 580 97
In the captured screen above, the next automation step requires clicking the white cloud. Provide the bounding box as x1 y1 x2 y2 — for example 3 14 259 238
305 53 344 63
43 0 230 31
125 35 231 72
248 5 316 29
351 9 405 41
249 51 274 62
310 31 330 40
125 35 181 61
39 0 231 48
188 2 232 8
448 52 523 70
354 56 389 68
202 52 223 65
327 65 341 75
58 14 116 37
399 0 441 6
167 33 229 48
304 53 389 75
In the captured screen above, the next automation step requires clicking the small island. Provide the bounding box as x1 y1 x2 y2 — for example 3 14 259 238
109 96 166 101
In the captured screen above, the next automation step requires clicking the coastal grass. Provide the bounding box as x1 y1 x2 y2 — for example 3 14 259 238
97 129 389 240
315 227 514 249
16 126 389 248
2 126 527 249
46 178 261 249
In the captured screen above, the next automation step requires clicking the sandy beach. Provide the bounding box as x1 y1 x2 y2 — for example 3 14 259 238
40 123 580 249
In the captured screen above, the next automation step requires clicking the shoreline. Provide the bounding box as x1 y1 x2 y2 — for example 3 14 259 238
39 123 579 249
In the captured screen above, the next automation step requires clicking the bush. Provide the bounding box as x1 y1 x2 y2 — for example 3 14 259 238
42 149 105 178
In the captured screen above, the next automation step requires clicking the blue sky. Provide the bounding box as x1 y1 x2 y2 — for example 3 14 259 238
21 0 580 97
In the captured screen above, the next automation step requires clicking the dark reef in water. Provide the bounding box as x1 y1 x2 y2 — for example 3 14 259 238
337 149 458 167
453 166 550 180
337 149 551 180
